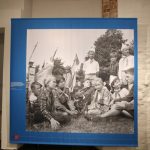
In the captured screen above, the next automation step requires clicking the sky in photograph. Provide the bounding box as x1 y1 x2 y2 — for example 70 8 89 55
26 29 134 68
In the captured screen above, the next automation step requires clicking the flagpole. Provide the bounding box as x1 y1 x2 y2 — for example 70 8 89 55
71 53 77 68
51 49 58 61
27 41 38 128
70 53 80 92
29 41 38 62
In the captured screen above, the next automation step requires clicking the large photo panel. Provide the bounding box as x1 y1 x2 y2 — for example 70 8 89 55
26 29 134 133
10 18 138 146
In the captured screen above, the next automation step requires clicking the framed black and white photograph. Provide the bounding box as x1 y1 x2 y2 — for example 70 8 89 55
10 18 138 146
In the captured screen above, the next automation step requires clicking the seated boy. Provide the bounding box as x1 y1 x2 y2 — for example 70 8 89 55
55 77 77 116
30 76 70 131
73 78 95 113
110 77 129 100
28 82 44 129
100 67 134 118
85 78 111 120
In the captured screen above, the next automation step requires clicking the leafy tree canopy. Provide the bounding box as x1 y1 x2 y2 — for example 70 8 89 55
94 29 127 67
128 40 134 55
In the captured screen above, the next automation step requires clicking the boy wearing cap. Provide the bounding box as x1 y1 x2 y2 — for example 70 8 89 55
118 44 134 85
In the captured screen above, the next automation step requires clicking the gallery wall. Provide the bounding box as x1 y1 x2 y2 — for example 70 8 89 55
32 0 102 18
0 0 102 149
118 0 150 150
0 0 32 149
0 0 150 149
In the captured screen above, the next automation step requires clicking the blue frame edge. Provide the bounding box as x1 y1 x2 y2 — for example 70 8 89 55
10 18 138 146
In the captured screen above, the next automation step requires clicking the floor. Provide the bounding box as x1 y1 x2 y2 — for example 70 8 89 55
18 145 99 150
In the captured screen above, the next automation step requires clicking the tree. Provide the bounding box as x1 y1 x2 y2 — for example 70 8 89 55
94 29 127 67
128 40 134 55
52 58 65 77
94 29 128 82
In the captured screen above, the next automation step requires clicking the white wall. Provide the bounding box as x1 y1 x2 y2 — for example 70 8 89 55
32 0 102 18
118 0 150 24
0 8 22 150
1 0 150 149
0 0 33 149
0 0 24 9
118 0 150 149
22 0 33 17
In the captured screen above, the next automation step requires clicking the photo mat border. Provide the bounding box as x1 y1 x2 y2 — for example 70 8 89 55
10 18 138 146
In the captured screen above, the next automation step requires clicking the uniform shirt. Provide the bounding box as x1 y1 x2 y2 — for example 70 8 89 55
96 87 111 106
31 89 54 121
83 59 99 75
54 87 76 112
74 86 95 111
74 87 95 104
118 55 134 83
112 88 129 100
115 85 134 103
32 88 67 121
109 61 119 76
88 86 111 110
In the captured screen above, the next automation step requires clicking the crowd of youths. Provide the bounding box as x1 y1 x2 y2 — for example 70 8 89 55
27 44 134 131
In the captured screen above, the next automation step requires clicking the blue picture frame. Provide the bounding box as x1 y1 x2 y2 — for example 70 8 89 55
10 18 138 146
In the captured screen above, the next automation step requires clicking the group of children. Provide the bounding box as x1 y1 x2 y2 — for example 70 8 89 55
28 65 134 131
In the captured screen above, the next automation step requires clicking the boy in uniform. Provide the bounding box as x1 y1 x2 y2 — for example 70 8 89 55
100 67 134 118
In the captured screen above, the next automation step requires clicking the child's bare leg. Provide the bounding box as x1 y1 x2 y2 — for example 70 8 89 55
87 109 100 115
122 110 133 118
84 109 100 120
100 104 122 118
101 108 121 118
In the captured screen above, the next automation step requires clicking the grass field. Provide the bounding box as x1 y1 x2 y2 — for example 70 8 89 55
28 114 134 134
58 115 134 134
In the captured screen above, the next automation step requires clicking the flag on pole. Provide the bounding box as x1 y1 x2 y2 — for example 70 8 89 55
73 54 80 66
35 49 57 85
70 54 80 92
